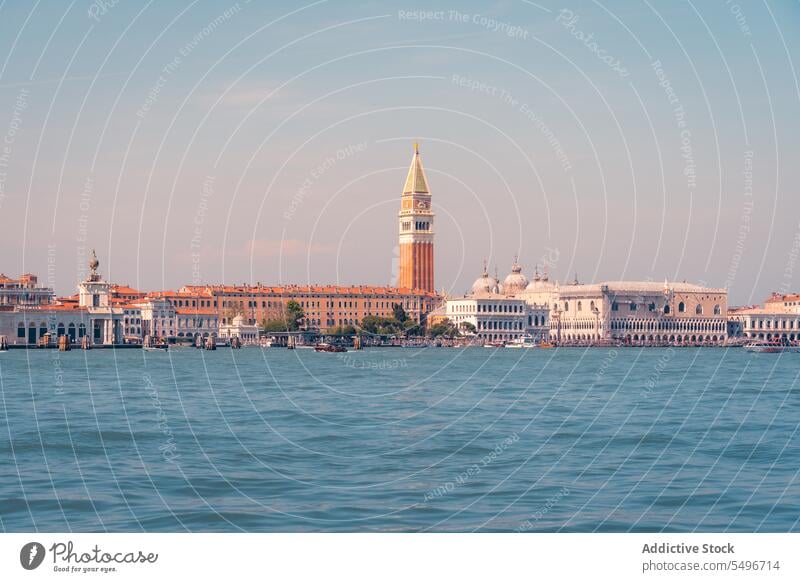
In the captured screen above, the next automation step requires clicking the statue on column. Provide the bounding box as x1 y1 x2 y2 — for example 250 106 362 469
88 249 100 282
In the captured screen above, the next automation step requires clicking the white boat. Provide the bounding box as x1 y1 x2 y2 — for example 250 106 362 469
743 341 792 353
143 343 169 352
507 334 537 348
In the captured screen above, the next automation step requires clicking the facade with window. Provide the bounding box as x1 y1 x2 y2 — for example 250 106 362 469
178 284 439 333
120 304 144 341
550 281 728 345
218 314 259 344
442 265 549 342
0 253 124 345
445 295 529 342
175 307 219 339
135 297 176 339
728 292 800 341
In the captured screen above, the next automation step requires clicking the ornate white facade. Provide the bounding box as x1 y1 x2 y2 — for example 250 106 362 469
445 259 728 346
728 293 800 341
551 280 728 345
443 263 550 342
0 251 123 345
218 314 259 344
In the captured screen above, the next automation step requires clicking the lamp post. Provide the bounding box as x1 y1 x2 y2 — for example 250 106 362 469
553 303 562 345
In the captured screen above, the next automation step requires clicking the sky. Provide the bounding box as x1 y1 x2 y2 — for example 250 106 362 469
0 0 799 305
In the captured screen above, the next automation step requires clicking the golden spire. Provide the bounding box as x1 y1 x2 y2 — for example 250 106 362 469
403 141 429 194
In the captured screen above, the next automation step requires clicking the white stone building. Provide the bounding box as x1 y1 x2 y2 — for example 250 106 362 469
728 293 800 341
551 280 728 345
136 297 176 339
175 307 219 339
0 251 123 345
443 264 548 343
218 314 259 343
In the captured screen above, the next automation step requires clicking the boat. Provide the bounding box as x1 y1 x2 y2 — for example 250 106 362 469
142 335 168 351
743 340 792 353
507 334 537 348
484 340 505 348
143 344 168 352
314 343 347 353
538 341 555 349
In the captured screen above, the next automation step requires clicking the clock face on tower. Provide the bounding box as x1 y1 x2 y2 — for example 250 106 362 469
398 142 434 293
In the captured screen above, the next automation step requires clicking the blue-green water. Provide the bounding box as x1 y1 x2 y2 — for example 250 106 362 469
0 347 798 532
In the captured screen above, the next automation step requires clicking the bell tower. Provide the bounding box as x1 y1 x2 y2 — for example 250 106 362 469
398 143 434 292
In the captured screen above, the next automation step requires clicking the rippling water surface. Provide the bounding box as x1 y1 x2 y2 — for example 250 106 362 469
0 347 798 532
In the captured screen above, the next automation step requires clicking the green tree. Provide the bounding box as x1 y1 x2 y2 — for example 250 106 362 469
460 321 476 334
286 300 305 330
261 300 305 332
360 315 405 335
262 318 291 332
360 315 383 335
392 303 408 323
427 318 460 338
403 319 422 337
329 325 357 336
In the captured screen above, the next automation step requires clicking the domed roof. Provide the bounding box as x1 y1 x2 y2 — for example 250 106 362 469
503 260 528 295
471 263 500 295
525 265 555 291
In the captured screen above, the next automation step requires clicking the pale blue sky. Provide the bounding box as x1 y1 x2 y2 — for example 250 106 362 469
0 0 799 304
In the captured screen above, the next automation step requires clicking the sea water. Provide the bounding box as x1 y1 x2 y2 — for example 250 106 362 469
0 347 797 532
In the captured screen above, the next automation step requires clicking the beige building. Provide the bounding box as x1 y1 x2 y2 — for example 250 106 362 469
0 252 124 345
179 283 439 333
442 263 549 342
551 280 728 345
218 314 259 344
728 293 800 341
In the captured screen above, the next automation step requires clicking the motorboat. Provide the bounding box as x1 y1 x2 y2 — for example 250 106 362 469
143 344 168 352
507 335 537 348
143 335 168 351
743 340 793 354
314 343 347 353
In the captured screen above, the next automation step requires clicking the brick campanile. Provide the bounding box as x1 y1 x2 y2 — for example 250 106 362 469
398 142 434 292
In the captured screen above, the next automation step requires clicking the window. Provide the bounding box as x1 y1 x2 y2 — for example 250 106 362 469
590 301 595 311
564 301 569 311
611 302 618 311
577 301 582 311
648 302 656 311
713 304 721 315
630 303 637 311
664 304 670 314
695 304 703 315
17 323 25 338
678 302 685 313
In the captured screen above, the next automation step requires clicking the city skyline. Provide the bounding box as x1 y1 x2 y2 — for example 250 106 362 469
0 1 799 304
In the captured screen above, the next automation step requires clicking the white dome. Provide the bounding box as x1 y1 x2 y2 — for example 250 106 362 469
525 266 554 291
471 266 500 295
503 262 529 295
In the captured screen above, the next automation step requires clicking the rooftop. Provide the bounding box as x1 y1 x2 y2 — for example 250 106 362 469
559 280 726 294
